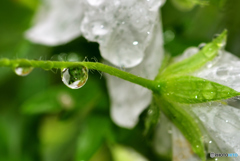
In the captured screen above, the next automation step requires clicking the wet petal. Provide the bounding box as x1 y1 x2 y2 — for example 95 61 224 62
191 102 240 160
106 21 164 128
172 125 201 161
25 0 84 46
82 0 166 67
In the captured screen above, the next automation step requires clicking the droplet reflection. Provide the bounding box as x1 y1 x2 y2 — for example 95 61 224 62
61 66 88 89
15 67 33 76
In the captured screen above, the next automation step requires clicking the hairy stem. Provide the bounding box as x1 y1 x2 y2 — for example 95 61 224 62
0 58 160 91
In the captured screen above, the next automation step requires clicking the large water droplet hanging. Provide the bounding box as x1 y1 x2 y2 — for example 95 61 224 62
15 67 33 76
61 66 88 89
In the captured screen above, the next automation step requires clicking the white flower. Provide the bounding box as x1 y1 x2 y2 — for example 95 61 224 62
25 0 165 128
26 1 240 160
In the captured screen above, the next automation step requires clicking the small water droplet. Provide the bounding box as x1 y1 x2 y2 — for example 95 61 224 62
148 109 153 115
199 113 208 122
216 66 229 76
133 41 138 45
157 85 160 88
198 43 206 50
87 0 105 6
195 95 198 99
67 53 80 62
196 145 199 148
147 31 150 35
164 30 175 43
15 67 33 76
61 66 88 89
209 140 212 144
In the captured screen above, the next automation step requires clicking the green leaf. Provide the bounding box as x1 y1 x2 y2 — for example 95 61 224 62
144 100 160 135
75 116 112 161
160 75 239 104
160 30 227 78
154 95 206 161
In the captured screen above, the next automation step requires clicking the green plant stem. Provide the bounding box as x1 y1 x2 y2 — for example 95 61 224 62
0 58 160 91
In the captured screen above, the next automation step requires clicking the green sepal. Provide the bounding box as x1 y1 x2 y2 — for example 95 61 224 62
160 75 239 104
160 30 227 78
153 95 206 161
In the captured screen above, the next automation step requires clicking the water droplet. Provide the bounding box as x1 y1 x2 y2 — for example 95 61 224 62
209 140 212 144
164 30 175 43
202 82 217 100
198 43 206 50
15 67 33 76
199 113 208 122
195 95 198 99
133 41 138 45
157 85 160 88
67 53 80 62
212 34 220 39
87 0 105 6
147 31 150 35
148 109 153 115
61 66 88 89
91 22 108 36
196 145 199 148
216 66 229 77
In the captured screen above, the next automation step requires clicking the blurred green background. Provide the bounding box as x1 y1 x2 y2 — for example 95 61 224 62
0 0 240 161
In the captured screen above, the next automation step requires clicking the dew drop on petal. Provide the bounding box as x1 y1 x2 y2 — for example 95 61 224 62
61 66 88 89
15 67 33 76
87 0 105 6
198 43 206 50
133 41 139 45
216 66 229 77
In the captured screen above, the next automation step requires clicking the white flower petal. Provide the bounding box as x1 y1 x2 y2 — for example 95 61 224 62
172 125 201 161
106 20 164 128
81 0 165 67
191 102 240 161
25 0 84 46
154 113 172 158
173 47 199 63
